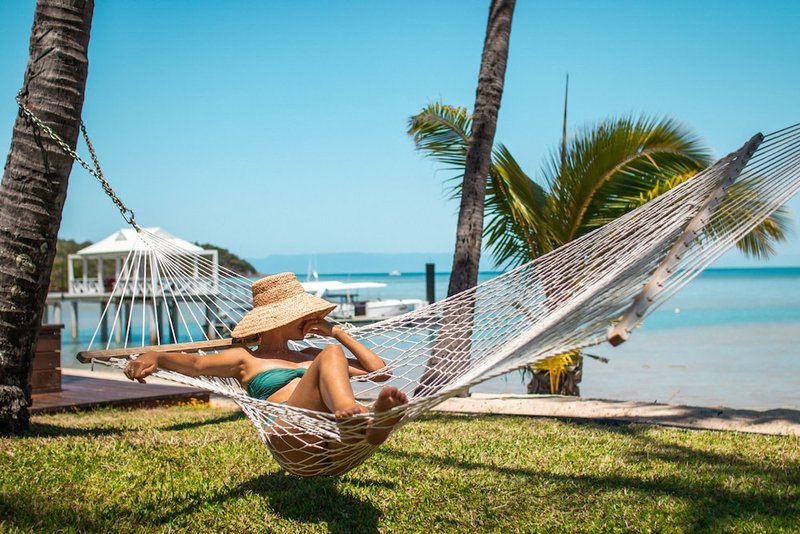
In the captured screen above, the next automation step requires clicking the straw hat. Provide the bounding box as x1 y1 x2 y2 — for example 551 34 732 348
231 272 336 340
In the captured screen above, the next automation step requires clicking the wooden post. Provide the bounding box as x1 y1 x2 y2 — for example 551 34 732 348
425 263 436 304
70 301 79 340
155 300 163 345
114 301 122 344
99 301 108 343
204 301 214 339
148 303 158 344
168 302 179 343
97 257 103 292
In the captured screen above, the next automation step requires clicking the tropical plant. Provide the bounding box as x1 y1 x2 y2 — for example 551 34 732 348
409 103 791 394
413 0 516 397
0 0 94 434
447 0 516 297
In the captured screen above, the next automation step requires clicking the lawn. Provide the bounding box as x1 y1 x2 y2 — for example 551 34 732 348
1 403 798 532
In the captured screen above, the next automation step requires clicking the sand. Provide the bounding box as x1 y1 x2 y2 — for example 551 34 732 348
434 393 800 436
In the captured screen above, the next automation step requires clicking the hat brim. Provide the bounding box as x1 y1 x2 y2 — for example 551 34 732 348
231 291 336 340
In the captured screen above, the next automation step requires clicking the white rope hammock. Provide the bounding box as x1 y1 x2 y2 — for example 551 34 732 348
76 124 800 477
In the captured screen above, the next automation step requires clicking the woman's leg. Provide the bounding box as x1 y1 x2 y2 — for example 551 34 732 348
287 344 365 417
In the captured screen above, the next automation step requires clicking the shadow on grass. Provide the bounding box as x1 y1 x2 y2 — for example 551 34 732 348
0 470 386 533
237 472 384 533
144 471 385 533
384 416 800 531
160 410 244 432
23 408 244 438
25 421 128 438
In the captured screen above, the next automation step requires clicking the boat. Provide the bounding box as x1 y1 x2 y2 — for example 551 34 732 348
301 280 427 322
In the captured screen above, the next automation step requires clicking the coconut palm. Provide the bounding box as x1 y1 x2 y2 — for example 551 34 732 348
0 0 94 434
409 102 791 393
409 103 790 269
448 0 516 297
413 0 515 397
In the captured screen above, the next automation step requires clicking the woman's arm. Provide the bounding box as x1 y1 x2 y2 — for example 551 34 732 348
304 319 392 381
124 348 250 383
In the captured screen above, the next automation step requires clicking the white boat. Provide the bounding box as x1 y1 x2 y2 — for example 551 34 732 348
301 280 427 321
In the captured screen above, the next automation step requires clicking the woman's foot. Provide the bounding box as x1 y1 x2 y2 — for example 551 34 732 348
365 387 409 445
334 404 367 420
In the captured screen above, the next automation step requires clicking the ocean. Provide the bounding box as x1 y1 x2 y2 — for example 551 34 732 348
57 268 800 411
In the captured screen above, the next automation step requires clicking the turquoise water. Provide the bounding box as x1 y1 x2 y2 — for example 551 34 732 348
58 268 800 410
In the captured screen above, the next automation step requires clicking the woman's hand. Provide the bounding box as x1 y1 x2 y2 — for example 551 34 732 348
302 318 341 339
124 353 159 383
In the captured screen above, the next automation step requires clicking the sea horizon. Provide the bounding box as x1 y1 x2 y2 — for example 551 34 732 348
55 266 800 412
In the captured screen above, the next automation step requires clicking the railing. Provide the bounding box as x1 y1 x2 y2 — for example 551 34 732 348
68 276 218 297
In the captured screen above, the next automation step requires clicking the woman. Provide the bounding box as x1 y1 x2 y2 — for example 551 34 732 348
124 272 408 450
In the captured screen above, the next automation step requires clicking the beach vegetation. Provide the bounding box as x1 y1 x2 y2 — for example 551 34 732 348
409 104 792 393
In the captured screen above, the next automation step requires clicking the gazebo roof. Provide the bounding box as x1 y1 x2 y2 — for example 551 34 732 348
76 227 204 256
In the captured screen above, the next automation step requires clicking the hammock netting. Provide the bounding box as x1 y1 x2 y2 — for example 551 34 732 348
80 124 800 476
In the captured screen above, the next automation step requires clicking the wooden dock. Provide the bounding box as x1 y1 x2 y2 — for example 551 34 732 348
30 371 209 414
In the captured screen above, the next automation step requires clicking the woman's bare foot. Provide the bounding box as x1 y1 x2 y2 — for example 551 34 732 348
334 404 367 420
365 387 409 445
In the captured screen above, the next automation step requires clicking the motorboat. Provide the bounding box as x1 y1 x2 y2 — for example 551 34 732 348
301 280 427 322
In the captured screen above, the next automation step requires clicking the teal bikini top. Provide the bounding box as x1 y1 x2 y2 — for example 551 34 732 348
247 367 306 400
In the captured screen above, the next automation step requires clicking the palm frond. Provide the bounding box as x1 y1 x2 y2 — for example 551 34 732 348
485 145 555 268
710 181 793 258
408 103 472 199
544 115 712 242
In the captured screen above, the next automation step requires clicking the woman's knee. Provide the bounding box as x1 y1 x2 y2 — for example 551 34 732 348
317 344 346 364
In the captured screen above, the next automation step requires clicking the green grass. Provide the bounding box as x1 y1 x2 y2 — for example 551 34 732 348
2 404 798 533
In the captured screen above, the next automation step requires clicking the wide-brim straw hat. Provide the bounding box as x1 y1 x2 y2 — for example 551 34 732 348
231 272 336 340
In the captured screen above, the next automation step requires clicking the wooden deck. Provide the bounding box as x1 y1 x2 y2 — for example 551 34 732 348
30 373 210 414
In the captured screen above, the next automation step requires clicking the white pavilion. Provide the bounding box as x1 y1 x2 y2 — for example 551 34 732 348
48 227 220 342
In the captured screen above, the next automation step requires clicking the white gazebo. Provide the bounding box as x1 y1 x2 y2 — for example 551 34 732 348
67 227 219 297
50 227 221 342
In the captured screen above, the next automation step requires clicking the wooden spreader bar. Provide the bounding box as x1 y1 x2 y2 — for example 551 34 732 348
77 338 240 363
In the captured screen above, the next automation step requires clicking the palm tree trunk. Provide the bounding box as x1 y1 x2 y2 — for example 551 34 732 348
415 0 515 397
448 0 515 297
0 0 94 435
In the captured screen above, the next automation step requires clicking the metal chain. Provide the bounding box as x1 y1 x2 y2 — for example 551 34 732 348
15 90 138 228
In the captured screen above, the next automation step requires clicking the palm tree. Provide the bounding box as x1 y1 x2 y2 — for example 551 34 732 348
409 103 790 394
449 0 516 297
413 0 515 397
0 0 94 435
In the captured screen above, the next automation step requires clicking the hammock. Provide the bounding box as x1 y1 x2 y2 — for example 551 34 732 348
20 90 800 476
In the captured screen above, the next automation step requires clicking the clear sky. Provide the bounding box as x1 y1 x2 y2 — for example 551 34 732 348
2 1 800 266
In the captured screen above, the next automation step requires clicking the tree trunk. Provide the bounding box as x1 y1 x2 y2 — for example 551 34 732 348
415 0 515 397
0 0 94 435
447 0 515 297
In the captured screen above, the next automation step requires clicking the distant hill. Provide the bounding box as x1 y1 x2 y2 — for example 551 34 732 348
193 242 258 277
246 252 498 275
50 238 92 292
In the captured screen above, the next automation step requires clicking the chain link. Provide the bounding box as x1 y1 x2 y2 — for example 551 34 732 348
15 90 139 229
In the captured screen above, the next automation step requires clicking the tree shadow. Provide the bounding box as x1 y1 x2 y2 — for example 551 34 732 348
0 495 104 533
148 471 387 533
160 410 244 432
381 417 800 531
238 472 386 533
24 421 128 438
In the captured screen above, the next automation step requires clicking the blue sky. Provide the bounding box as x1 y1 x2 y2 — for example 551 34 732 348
2 1 800 266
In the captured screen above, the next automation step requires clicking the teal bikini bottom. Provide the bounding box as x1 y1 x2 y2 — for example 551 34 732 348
247 367 307 401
